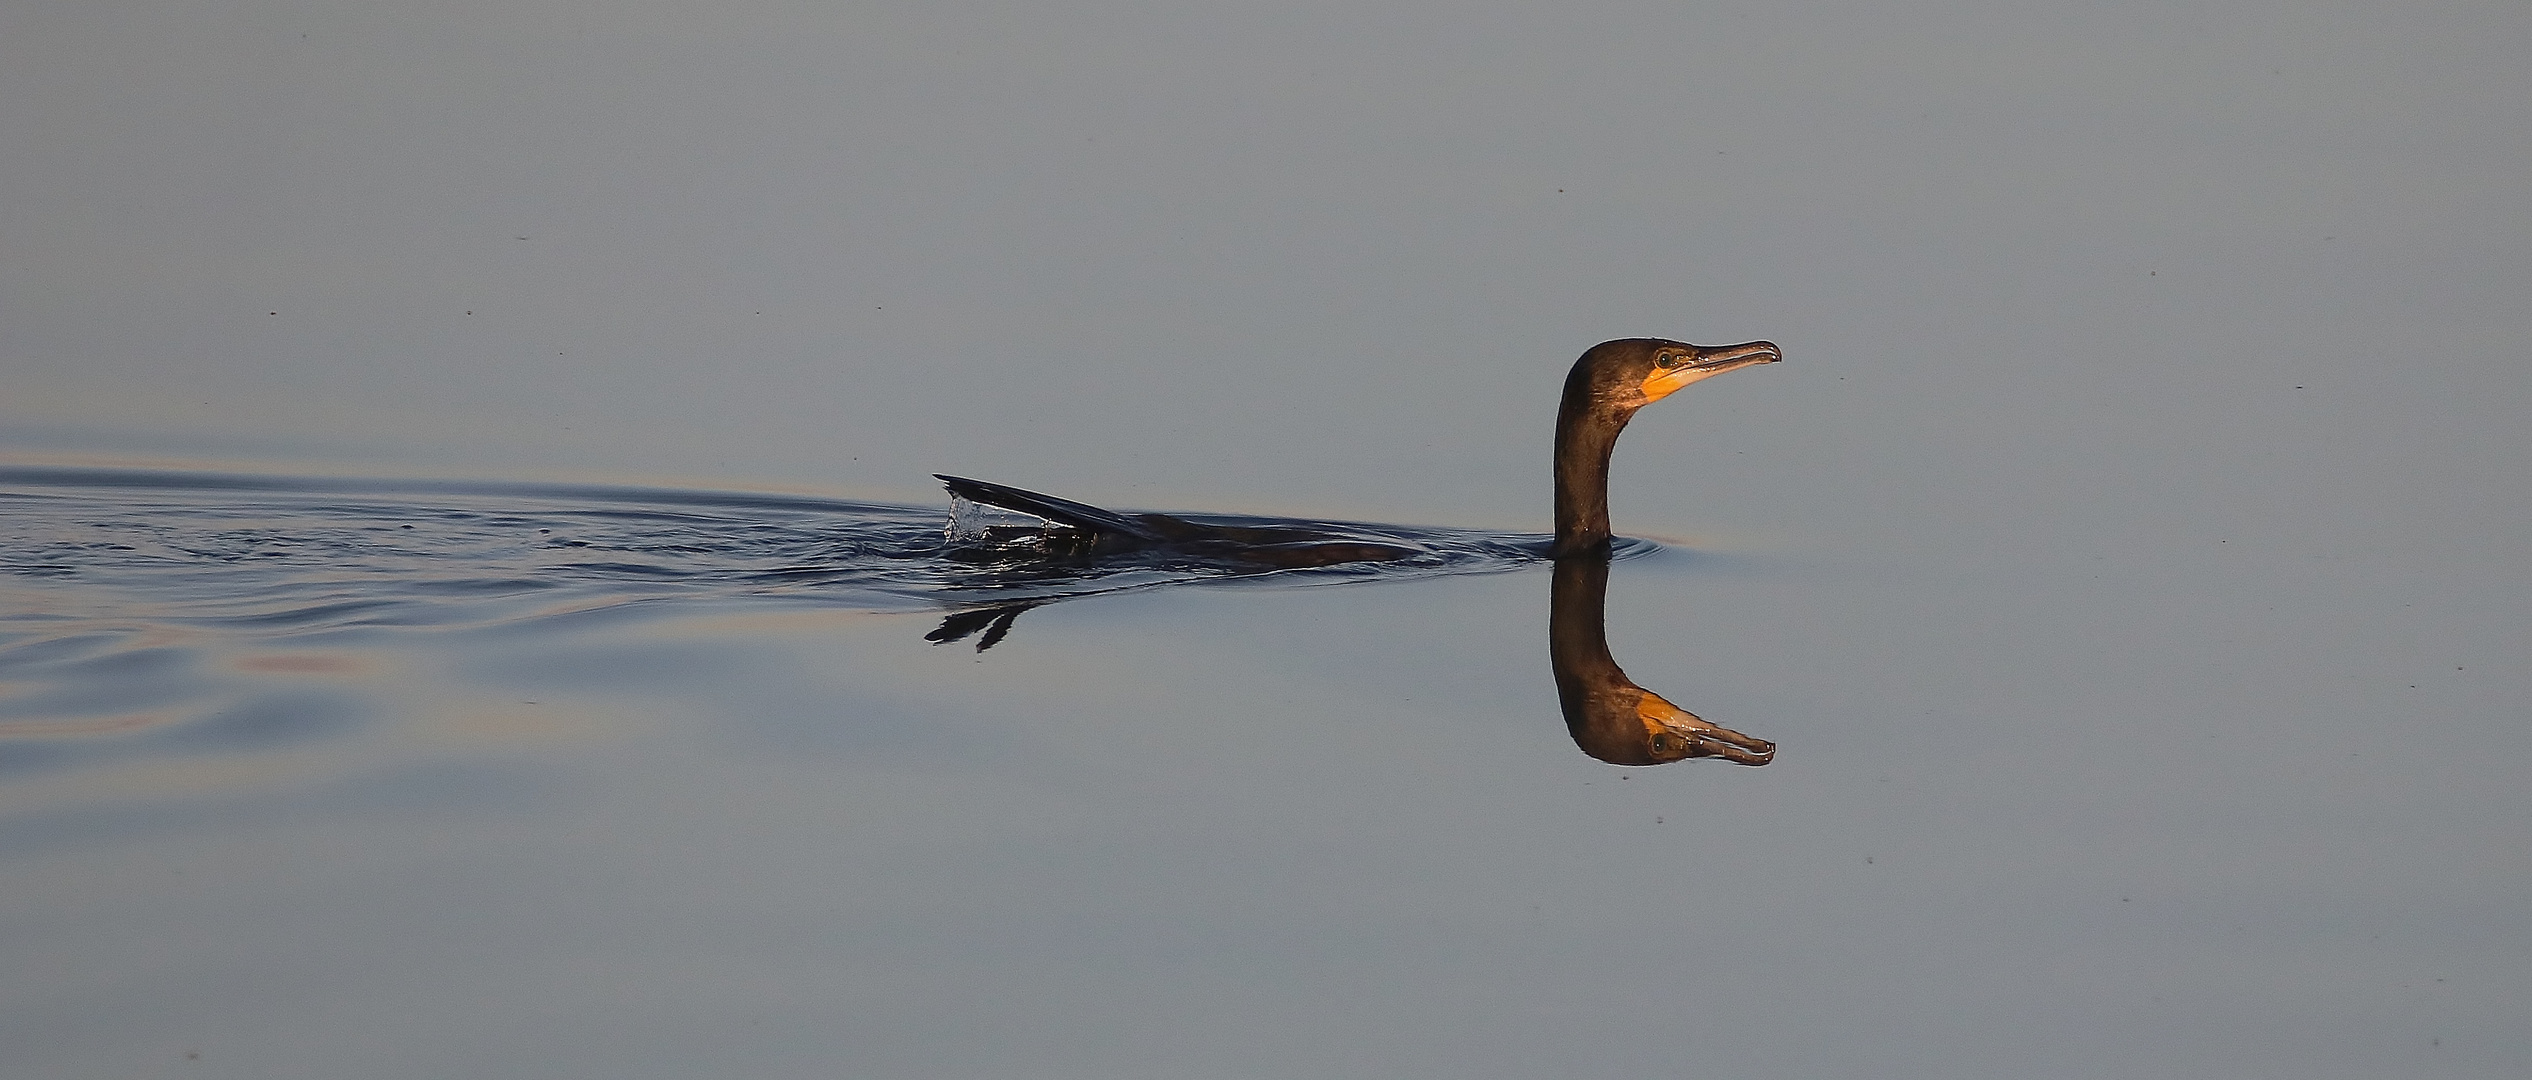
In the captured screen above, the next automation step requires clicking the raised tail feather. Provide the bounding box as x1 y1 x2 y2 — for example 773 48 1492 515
935 475 1163 542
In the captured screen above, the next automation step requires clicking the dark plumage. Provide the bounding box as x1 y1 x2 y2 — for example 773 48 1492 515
935 474 1420 568
941 337 1780 563
1550 337 1780 556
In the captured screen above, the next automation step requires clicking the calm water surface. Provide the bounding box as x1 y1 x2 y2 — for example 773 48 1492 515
2 461 2521 1079
10 0 2529 1073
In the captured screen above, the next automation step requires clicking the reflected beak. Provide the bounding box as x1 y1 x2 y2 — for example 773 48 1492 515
1641 340 1782 402
1636 690 1776 765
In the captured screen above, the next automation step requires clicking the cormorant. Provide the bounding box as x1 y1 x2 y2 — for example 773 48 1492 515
939 337 1781 562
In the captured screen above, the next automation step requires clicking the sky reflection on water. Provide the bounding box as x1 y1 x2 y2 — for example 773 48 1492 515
2 461 2522 1078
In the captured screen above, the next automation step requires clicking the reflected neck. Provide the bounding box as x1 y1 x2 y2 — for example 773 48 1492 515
1548 554 1619 685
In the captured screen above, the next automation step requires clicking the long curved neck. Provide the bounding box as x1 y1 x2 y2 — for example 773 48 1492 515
1552 391 1634 557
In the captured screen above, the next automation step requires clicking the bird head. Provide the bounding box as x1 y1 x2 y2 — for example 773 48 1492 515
1567 338 1782 414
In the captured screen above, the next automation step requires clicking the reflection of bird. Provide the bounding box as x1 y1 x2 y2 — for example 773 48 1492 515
940 337 1781 562
924 600 1042 651
1551 554 1775 766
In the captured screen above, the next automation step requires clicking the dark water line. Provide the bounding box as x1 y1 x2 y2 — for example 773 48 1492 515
0 465 913 515
3 469 1617 640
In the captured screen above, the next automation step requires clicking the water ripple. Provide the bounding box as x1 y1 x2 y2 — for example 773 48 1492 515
3 467 1566 633
0 466 1628 777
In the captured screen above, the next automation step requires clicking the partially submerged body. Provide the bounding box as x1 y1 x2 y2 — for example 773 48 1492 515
932 337 1783 767
938 474 1423 568
939 336 1781 567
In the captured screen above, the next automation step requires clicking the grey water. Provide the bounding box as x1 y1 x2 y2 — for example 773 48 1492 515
4 456 2523 1078
0 465 1588 800
8 1 2532 1077
0 466 1544 642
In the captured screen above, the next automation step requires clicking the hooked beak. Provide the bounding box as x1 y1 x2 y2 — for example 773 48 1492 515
1641 340 1782 402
